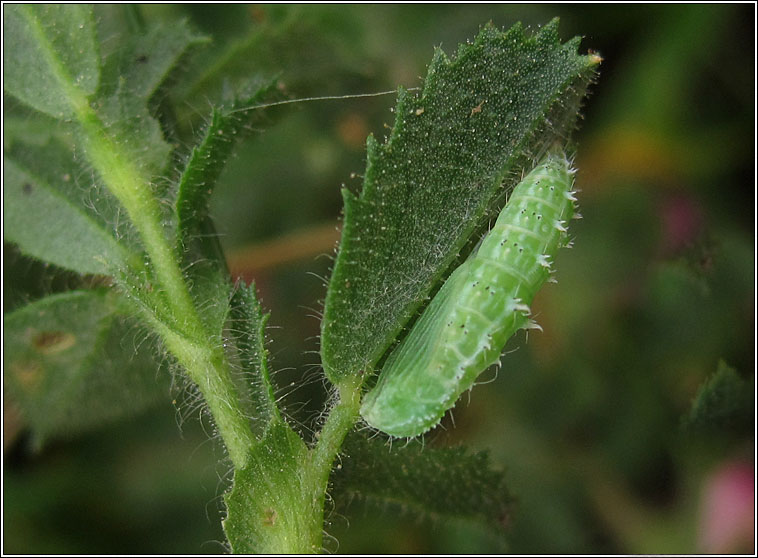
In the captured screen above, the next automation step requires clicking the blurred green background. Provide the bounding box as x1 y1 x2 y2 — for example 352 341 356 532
4 4 754 554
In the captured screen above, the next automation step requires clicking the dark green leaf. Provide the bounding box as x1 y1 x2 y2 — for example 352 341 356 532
683 360 752 435
321 20 599 382
3 290 168 448
223 421 320 554
3 4 99 119
3 243 97 314
4 139 137 275
331 433 512 536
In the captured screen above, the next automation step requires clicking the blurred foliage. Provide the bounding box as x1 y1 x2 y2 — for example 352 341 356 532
4 4 754 554
331 432 512 549
684 360 753 436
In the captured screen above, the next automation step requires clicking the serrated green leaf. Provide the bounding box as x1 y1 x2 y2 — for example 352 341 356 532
331 433 512 536
321 20 599 383
223 421 321 554
227 282 280 439
3 139 137 275
683 360 752 435
3 4 100 119
3 290 168 447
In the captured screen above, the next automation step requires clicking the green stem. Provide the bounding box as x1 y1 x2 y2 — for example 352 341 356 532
77 110 200 336
24 0 198 338
157 325 256 469
223 372 364 554
306 375 363 528
73 98 255 469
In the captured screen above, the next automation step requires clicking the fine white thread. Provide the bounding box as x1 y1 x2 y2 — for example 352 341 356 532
229 88 421 115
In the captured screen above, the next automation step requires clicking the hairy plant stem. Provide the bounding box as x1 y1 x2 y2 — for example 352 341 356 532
222 376 364 554
304 375 363 542
16 3 255 471
30 2 370 536
309 376 363 484
74 102 255 470
154 323 256 470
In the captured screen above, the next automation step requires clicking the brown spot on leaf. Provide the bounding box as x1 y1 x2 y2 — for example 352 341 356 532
263 508 277 526
32 330 76 354
470 100 485 116
11 360 43 391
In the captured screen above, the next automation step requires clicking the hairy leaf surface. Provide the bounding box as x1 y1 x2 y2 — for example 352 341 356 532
321 20 599 382
4 8 207 274
95 18 208 181
173 81 284 335
175 79 282 249
4 290 168 447
4 139 135 275
3 4 99 119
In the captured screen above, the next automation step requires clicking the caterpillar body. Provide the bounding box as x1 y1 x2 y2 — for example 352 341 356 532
360 150 577 437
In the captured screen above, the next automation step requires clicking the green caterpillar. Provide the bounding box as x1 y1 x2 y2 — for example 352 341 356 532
360 150 577 437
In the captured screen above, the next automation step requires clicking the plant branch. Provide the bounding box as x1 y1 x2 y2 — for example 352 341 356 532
74 100 255 470
155 323 256 469
77 109 199 335
307 375 363 509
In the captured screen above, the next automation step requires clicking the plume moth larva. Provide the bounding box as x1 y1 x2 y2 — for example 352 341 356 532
360 150 577 437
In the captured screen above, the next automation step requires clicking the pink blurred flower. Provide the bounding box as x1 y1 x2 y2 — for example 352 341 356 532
698 460 755 554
